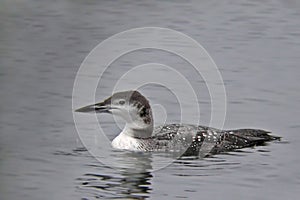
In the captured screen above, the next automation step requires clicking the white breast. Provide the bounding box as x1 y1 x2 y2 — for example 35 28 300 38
111 132 141 151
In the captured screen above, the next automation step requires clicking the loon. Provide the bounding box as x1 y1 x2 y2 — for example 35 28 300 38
75 90 280 156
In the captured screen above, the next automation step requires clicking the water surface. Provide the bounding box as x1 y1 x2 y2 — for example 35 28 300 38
1 0 300 199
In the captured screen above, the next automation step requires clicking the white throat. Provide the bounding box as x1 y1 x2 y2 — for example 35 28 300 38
111 118 153 150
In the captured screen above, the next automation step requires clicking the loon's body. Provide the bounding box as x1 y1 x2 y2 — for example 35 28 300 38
75 90 280 156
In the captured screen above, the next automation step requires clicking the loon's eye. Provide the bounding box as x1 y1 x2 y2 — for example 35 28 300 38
119 100 125 105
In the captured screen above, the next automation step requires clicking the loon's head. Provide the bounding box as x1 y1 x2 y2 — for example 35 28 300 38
75 90 153 138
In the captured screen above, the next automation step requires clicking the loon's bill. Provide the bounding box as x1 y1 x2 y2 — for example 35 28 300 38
75 90 280 157
75 102 111 113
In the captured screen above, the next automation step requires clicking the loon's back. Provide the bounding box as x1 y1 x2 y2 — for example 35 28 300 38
151 124 280 156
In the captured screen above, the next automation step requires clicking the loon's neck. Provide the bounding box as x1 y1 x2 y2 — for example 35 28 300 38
123 123 153 138
111 122 153 150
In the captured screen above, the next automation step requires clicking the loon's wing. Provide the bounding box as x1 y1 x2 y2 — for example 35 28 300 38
152 124 218 155
209 129 281 154
152 124 204 153
152 124 280 156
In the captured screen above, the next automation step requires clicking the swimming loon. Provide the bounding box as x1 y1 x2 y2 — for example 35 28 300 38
75 90 280 156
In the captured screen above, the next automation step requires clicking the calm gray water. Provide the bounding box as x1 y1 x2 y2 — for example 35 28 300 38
1 0 300 199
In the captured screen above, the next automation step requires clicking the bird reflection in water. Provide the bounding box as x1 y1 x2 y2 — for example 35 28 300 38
77 151 153 199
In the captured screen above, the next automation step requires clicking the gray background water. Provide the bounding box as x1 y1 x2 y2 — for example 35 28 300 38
1 0 300 199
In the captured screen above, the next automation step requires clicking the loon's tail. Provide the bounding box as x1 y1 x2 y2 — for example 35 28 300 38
229 129 281 144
